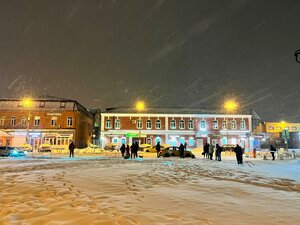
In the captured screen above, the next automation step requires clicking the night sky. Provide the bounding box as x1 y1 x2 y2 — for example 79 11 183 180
0 0 299 121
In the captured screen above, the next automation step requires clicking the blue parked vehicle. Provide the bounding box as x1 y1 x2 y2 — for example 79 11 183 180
0 146 28 157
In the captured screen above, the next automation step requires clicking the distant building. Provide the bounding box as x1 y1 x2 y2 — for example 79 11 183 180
100 107 253 151
0 96 94 149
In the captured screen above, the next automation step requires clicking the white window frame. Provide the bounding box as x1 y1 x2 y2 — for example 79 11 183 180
0 117 5 126
146 119 152 129
222 120 227 130
200 120 206 130
212 120 218 130
231 120 237 130
240 120 246 130
137 119 143 129
188 120 194 129
67 117 73 126
179 120 185 129
51 117 57 126
21 117 27 126
155 119 161 129
115 119 121 129
11 116 16 126
106 119 111 129
170 120 176 129
34 116 41 126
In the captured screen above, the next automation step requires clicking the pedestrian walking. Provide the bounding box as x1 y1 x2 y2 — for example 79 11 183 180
155 142 161 158
270 145 277 160
233 144 243 164
125 144 130 158
179 143 185 158
204 143 210 159
120 144 125 158
216 144 223 161
134 142 139 158
209 144 214 160
68 141 75 158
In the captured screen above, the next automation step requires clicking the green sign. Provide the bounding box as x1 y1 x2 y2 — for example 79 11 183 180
126 133 139 138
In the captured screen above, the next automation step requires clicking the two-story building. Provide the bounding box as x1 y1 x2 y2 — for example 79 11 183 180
100 107 253 151
0 97 94 149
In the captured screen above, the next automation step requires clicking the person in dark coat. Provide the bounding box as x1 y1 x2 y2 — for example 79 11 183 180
216 144 223 161
270 145 277 160
155 142 161 158
179 143 185 158
130 143 135 159
233 144 243 164
120 144 125 158
125 144 130 158
68 141 75 158
134 142 139 158
204 143 210 159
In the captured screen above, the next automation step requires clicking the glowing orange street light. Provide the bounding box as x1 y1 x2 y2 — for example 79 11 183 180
224 99 238 113
135 101 146 112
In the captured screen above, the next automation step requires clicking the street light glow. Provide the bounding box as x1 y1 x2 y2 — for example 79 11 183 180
23 98 32 108
135 101 145 112
224 99 238 112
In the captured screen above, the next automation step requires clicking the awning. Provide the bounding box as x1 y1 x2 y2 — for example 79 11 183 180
0 130 11 137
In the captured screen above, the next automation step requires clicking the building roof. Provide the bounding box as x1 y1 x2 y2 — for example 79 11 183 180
102 106 252 115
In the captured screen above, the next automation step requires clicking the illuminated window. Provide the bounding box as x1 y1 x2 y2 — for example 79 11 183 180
67 117 73 126
170 120 176 129
146 119 152 129
34 116 41 126
291 126 297 131
179 120 185 129
189 137 195 146
106 119 111 129
11 116 16 126
240 120 246 130
200 120 206 130
155 120 161 129
51 117 57 126
188 120 194 129
276 126 281 130
39 101 45 107
213 120 218 129
115 119 121 129
268 126 274 130
137 119 143 129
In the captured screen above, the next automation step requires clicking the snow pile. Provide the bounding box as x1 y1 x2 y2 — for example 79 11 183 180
0 157 299 225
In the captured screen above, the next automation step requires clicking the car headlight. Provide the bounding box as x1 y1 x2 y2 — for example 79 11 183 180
13 150 18 154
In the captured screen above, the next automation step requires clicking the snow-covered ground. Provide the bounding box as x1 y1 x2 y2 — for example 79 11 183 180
0 156 299 225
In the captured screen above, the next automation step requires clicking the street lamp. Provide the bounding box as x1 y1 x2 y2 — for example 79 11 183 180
135 101 146 112
223 99 239 145
23 98 32 145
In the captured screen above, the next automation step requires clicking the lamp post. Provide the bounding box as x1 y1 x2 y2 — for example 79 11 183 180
135 101 146 144
223 99 238 145
23 98 32 145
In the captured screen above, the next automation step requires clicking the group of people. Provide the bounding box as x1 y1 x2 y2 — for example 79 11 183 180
203 143 223 161
120 142 139 159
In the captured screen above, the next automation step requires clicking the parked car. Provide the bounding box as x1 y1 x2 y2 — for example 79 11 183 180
38 144 52 153
144 144 171 153
159 146 195 158
0 146 28 157
104 143 119 151
18 143 33 152
138 144 152 152
222 144 236 151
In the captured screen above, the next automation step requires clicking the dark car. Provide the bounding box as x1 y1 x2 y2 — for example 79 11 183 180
0 146 28 157
159 146 195 158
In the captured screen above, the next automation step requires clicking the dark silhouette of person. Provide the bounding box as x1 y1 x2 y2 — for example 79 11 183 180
134 142 139 158
155 142 161 158
184 142 187 151
216 144 223 161
209 144 214 160
204 143 210 159
179 143 185 158
68 141 75 158
270 145 277 160
120 144 125 158
130 143 135 159
125 144 130 158
233 144 243 164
